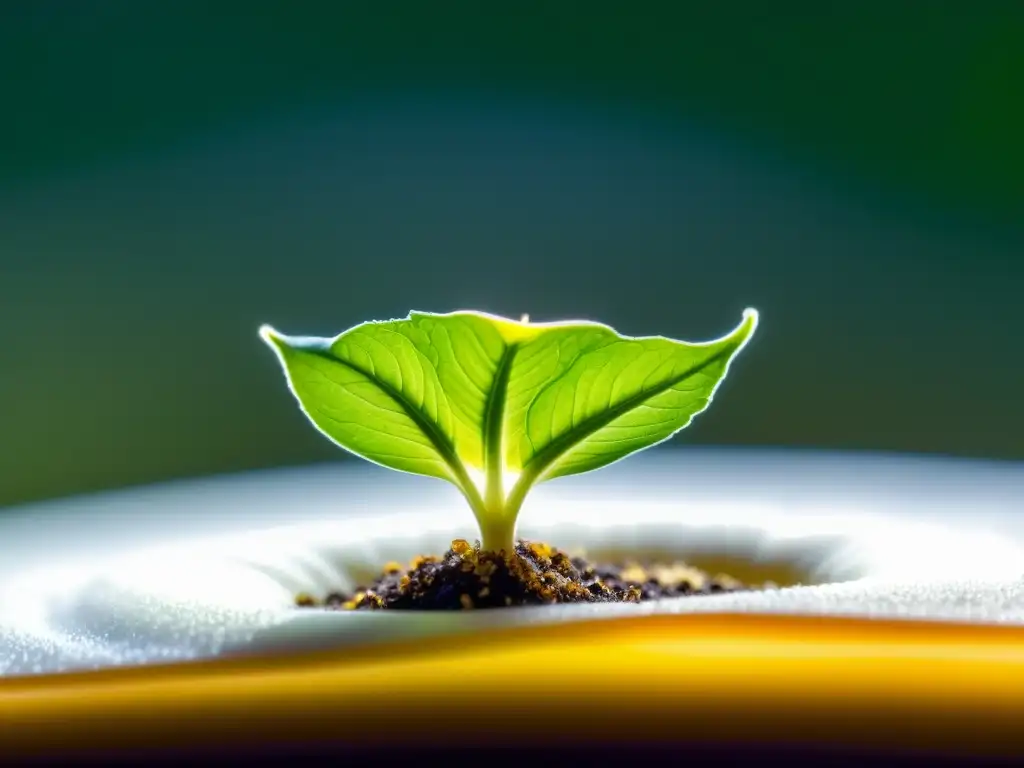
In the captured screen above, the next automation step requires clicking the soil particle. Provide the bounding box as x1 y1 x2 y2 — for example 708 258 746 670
295 539 768 611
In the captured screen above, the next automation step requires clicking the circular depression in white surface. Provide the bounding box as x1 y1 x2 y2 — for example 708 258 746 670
2 447 1023 677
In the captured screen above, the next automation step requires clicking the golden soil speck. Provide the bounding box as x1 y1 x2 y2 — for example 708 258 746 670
410 554 439 569
528 542 554 561
550 552 573 575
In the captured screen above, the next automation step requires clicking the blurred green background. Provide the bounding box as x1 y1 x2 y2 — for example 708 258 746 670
1 3 1022 509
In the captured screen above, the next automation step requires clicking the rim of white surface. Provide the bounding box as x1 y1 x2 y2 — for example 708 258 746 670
2 447 1024 677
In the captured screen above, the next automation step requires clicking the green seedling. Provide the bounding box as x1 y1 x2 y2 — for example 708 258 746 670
260 309 758 554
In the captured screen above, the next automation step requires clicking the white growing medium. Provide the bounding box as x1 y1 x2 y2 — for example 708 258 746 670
1 449 1024 676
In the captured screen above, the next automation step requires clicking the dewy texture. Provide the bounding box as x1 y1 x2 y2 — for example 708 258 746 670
261 309 758 550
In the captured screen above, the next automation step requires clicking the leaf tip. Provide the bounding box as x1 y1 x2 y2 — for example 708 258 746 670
258 324 281 347
741 307 760 335
729 308 759 356
259 325 297 360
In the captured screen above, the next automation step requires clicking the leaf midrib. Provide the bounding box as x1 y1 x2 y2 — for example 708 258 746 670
513 340 741 492
482 343 519 506
302 343 485 509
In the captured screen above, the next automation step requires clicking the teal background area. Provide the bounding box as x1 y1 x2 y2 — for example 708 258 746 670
1 4 1022 508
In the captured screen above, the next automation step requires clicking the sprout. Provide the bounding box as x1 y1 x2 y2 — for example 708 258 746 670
260 309 758 554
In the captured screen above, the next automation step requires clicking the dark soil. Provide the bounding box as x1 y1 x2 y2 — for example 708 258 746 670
295 539 773 611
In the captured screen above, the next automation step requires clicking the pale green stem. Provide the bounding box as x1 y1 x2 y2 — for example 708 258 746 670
462 472 532 554
477 344 518 552
477 510 517 555
483 463 504 517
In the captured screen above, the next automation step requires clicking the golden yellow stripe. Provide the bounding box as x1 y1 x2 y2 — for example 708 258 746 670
2 613 1024 758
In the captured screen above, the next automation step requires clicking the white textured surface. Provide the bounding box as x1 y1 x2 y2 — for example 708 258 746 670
2 448 1023 677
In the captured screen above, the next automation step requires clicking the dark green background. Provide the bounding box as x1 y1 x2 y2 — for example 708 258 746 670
2 3 1022 509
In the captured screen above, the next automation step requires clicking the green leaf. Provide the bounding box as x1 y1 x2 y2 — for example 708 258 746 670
260 308 758 552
